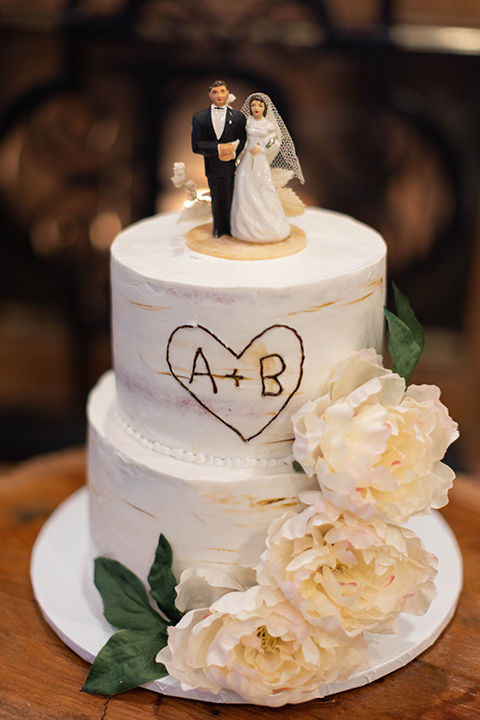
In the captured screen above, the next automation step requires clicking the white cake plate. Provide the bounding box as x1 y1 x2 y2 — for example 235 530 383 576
31 487 462 704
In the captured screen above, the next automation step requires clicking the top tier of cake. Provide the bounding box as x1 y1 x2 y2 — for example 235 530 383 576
111 208 386 464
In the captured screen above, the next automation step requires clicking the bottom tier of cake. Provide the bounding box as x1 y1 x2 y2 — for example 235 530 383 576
31 485 463 704
87 371 316 584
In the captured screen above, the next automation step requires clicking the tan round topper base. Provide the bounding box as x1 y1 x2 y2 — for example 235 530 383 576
186 223 307 260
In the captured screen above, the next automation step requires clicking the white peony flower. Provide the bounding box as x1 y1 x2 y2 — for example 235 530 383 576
292 348 458 523
157 585 368 706
257 492 438 635
175 567 246 613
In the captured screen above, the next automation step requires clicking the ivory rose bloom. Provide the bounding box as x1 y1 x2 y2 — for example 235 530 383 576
292 349 458 523
157 585 368 706
257 492 438 635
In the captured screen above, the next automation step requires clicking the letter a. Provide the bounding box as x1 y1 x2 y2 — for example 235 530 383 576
189 347 218 394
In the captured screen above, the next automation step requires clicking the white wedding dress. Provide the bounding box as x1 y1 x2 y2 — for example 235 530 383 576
231 116 290 243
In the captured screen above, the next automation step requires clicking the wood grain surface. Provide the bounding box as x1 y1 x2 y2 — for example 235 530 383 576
1 447 479 719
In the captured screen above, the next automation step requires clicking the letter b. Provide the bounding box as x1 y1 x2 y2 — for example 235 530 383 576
260 354 286 397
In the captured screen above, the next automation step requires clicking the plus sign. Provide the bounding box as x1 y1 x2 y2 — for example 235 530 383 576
223 369 245 387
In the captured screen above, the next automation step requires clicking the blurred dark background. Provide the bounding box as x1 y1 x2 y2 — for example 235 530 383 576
1 0 479 470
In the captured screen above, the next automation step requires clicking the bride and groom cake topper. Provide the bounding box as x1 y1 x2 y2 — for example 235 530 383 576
192 80 304 243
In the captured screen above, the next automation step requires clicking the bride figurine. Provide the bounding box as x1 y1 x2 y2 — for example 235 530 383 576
231 93 304 243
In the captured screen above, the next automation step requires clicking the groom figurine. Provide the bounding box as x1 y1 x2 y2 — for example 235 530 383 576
192 80 247 238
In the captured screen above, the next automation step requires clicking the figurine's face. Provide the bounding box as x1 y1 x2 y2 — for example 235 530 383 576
250 99 266 119
209 85 229 107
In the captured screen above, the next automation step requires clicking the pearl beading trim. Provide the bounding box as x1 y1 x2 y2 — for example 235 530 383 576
116 411 294 468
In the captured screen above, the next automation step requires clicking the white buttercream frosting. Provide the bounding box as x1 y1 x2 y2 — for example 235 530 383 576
88 371 317 584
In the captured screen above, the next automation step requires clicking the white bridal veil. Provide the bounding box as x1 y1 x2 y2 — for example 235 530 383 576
240 93 304 184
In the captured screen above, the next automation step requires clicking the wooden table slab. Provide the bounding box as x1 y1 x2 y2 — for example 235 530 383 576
1 447 479 719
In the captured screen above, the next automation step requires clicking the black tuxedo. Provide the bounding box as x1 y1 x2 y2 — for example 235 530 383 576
192 107 246 237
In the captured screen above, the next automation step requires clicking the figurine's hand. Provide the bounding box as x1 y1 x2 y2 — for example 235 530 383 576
218 143 235 162
249 146 261 156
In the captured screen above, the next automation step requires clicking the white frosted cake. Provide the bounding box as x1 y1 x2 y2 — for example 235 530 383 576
85 207 458 706
88 208 386 583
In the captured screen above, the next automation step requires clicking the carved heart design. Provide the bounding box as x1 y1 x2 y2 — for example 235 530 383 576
166 325 304 442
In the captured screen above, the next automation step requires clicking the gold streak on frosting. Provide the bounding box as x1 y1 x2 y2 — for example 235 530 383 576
344 290 375 305
129 301 170 310
253 497 297 508
121 499 156 517
287 300 337 316
266 436 295 445
287 277 382 316
343 277 383 306
204 547 237 552
203 493 298 509
203 493 239 506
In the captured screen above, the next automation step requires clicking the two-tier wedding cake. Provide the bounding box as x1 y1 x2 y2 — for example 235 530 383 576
84 206 458 706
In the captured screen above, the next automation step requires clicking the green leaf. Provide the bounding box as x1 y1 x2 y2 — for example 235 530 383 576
293 460 305 473
82 628 168 695
384 285 425 383
148 535 183 624
384 307 422 384
94 557 165 631
392 283 425 354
